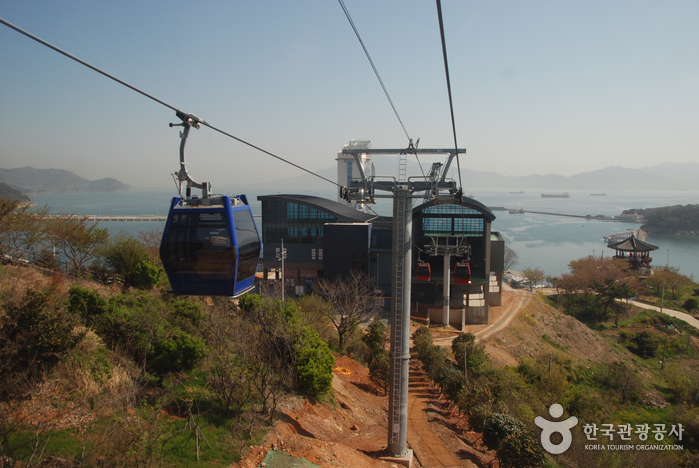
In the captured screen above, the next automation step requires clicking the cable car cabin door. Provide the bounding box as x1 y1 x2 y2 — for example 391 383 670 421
160 195 261 297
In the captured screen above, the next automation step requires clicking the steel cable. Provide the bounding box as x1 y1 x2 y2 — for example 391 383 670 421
0 16 340 188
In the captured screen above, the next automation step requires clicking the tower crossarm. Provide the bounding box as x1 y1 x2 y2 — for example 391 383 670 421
340 147 464 204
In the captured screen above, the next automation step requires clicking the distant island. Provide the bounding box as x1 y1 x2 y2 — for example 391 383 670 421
623 205 699 235
0 167 130 194
0 182 32 203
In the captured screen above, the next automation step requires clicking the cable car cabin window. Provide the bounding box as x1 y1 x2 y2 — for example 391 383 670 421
162 211 235 274
233 209 260 281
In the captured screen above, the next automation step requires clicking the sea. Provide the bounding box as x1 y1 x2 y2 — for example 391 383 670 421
29 188 699 282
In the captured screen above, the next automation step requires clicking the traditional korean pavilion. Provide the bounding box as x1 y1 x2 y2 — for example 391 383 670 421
607 235 659 270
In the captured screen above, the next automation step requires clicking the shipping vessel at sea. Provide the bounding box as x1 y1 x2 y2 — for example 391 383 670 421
541 192 570 198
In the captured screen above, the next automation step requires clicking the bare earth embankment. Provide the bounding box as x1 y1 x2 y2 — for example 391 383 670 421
235 287 567 468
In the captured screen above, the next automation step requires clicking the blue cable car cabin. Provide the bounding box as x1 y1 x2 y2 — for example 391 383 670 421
160 195 261 297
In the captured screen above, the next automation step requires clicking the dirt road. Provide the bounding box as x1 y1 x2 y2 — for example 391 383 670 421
477 286 532 340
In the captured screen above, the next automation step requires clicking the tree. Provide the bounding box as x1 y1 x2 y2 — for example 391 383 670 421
498 431 546 468
503 246 519 271
452 332 487 375
364 316 390 393
137 227 164 266
606 361 641 402
651 267 692 299
48 214 108 275
482 413 526 450
590 276 635 324
0 199 51 264
313 271 378 349
97 232 153 288
521 267 546 291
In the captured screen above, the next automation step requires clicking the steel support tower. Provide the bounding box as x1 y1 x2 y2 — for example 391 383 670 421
341 145 465 457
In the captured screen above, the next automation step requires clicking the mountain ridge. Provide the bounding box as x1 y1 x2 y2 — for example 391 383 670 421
0 167 130 194
264 161 699 192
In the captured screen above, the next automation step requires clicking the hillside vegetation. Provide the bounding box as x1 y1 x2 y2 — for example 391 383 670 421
0 182 30 203
630 204 699 235
410 253 699 467
0 196 358 466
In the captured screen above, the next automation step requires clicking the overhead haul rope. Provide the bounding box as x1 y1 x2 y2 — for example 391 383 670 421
435 0 464 194
337 0 427 180
0 16 340 188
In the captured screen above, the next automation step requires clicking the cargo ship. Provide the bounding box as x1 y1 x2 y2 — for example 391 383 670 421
541 193 570 198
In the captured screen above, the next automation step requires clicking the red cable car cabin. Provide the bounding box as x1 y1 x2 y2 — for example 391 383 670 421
453 261 471 284
416 261 431 281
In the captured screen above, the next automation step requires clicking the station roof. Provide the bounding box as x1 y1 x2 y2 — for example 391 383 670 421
258 194 496 226
413 196 496 221
257 194 392 228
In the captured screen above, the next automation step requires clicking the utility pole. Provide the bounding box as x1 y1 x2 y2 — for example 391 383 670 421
341 145 464 460
276 239 287 301
661 281 665 314
549 352 553 377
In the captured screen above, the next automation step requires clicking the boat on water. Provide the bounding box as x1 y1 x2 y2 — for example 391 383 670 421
591 193 606 196
510 191 524 194
541 193 570 198
509 209 525 214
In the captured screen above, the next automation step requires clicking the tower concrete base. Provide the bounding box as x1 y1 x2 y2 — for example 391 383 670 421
380 449 413 468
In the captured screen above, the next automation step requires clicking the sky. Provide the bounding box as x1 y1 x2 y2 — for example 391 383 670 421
1 1 697 191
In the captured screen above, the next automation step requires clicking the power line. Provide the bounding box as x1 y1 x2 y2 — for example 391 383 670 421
0 16 340 188
435 0 464 193
338 0 410 142
337 0 420 162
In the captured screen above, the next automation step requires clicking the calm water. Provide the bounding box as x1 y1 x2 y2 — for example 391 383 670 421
30 188 699 281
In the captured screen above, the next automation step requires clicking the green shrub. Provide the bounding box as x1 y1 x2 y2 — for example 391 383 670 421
97 232 152 288
441 369 466 403
682 407 699 449
482 413 526 450
363 316 388 365
467 404 494 432
498 430 546 468
632 330 660 358
1 290 84 392
149 331 207 374
297 331 335 398
134 260 162 290
459 376 494 416
683 297 699 312
169 298 205 334
238 293 263 314
452 332 488 375
67 285 108 327
368 351 390 394
412 326 433 359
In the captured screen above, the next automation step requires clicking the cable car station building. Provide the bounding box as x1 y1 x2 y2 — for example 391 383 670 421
258 181 505 329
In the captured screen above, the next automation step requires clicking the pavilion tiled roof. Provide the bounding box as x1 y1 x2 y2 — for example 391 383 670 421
607 235 659 252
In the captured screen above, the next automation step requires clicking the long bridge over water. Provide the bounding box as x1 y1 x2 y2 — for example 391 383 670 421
500 208 611 220
85 215 167 222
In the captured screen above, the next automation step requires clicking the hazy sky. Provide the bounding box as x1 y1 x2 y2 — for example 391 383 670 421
1 1 697 190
